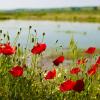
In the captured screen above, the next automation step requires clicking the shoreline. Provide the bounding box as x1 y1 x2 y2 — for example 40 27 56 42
0 10 100 23
0 17 100 23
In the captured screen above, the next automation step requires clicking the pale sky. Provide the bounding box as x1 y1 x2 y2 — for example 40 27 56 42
0 0 100 10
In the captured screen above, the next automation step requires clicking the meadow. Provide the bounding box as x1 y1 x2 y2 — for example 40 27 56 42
0 26 100 100
0 7 100 22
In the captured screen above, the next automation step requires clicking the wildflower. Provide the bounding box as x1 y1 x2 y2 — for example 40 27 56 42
85 47 96 54
31 43 46 55
87 64 98 76
73 79 84 93
0 47 2 54
70 67 81 75
2 43 15 55
59 80 75 92
0 44 3 54
77 58 87 65
45 69 56 80
9 66 23 77
53 56 64 66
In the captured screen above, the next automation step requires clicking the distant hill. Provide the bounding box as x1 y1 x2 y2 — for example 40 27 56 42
1 6 100 13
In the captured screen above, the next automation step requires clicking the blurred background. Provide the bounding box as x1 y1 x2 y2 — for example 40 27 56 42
0 0 100 49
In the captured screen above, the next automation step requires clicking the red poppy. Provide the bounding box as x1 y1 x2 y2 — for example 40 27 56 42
45 69 56 80
85 47 96 54
73 79 84 93
31 43 46 55
70 67 81 75
9 66 23 77
96 56 100 65
77 58 87 65
53 56 64 66
59 80 75 92
0 43 4 54
87 64 98 76
0 47 2 54
2 43 16 55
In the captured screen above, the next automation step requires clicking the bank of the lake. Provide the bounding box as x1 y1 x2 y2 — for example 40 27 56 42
0 8 100 22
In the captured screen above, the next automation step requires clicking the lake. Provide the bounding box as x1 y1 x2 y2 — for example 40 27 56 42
0 20 100 48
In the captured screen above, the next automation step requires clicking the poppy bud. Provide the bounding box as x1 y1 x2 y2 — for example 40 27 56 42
18 61 21 65
39 72 42 77
42 32 45 36
64 76 67 79
4 34 6 38
20 28 22 31
56 40 58 43
29 26 32 29
7 35 10 40
45 70 47 73
17 32 20 35
18 43 20 47
60 45 62 48
16 58 18 62
34 29 37 33
32 38 34 43
0 30 2 33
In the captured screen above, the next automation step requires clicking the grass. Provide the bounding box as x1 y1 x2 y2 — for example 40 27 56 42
0 8 100 22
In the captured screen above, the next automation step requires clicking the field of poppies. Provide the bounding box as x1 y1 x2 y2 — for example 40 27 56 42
0 26 100 100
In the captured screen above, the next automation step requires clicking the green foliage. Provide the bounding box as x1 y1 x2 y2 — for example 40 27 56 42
68 36 78 61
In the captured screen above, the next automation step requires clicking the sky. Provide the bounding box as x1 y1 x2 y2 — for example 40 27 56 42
0 0 100 10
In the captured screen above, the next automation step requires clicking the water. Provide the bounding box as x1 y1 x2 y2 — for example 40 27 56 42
0 20 100 48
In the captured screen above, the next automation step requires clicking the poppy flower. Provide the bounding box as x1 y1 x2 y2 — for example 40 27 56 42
45 69 56 80
59 80 75 92
2 43 16 55
87 64 98 76
85 47 96 54
0 43 4 54
96 56 100 65
53 56 64 66
0 47 2 54
9 66 23 77
77 58 87 65
70 67 81 75
31 43 46 55
73 79 84 93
